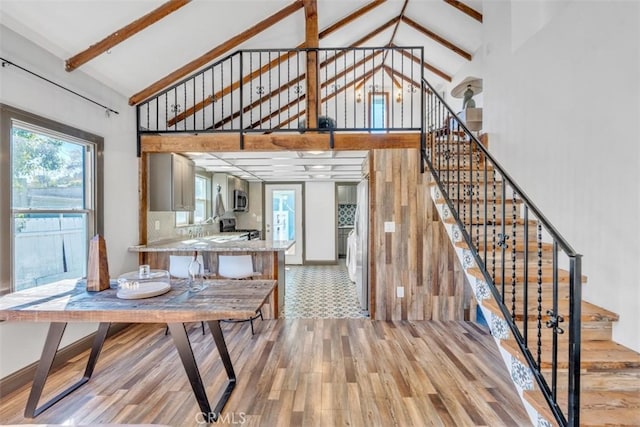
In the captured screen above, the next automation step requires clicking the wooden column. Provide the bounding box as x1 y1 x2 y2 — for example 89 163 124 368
138 153 148 264
303 0 318 129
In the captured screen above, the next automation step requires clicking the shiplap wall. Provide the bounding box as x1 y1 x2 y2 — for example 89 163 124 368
370 148 472 321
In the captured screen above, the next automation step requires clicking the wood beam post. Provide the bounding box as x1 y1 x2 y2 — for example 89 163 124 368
443 0 483 23
304 0 319 129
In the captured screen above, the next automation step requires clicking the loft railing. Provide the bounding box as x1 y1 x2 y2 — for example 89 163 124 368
137 46 425 139
422 78 582 426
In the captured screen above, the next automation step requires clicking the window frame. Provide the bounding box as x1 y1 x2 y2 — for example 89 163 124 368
174 172 211 226
0 104 104 294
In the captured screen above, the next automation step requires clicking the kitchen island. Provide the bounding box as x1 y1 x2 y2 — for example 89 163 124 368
129 237 294 318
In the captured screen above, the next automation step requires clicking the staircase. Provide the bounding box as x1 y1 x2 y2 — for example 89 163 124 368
423 80 640 426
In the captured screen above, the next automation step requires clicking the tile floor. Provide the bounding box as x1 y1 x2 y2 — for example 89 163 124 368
283 260 367 319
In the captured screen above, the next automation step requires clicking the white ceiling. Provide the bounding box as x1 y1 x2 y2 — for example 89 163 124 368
0 0 483 182
185 150 368 182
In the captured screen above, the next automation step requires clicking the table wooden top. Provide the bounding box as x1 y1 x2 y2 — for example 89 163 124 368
0 279 276 323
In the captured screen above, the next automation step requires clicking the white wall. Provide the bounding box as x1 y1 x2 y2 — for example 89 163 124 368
304 182 336 262
0 25 139 377
476 1 640 351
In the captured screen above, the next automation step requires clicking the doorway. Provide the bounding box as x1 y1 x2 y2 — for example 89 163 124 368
264 183 303 264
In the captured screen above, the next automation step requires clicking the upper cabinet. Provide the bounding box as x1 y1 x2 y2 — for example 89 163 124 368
337 185 357 204
148 153 195 211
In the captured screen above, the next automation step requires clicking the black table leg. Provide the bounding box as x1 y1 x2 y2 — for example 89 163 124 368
25 322 110 418
207 320 237 416
167 321 236 423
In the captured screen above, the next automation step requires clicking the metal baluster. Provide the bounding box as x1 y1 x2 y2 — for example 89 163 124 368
511 190 518 319
523 205 529 346
258 52 262 129
220 62 224 128
483 159 488 266
476 150 481 250
500 181 507 302
201 72 205 130
343 49 347 128
491 171 497 282
550 240 560 401
249 53 253 126
268 51 272 130
537 221 543 367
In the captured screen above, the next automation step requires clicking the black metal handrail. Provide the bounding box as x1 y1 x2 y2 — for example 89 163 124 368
137 46 425 138
421 77 582 426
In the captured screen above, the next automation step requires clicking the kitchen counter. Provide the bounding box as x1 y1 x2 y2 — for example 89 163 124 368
129 236 294 252
130 237 294 319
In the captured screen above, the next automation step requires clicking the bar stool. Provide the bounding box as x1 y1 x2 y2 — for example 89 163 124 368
218 254 263 334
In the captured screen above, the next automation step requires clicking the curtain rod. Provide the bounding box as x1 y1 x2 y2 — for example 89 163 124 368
0 57 119 116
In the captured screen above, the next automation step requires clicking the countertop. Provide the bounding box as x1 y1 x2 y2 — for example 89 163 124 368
129 236 295 253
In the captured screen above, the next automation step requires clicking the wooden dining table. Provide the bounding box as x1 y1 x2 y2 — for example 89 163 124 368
0 278 276 421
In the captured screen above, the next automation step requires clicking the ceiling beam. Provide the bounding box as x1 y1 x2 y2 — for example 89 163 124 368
304 0 319 129
65 0 191 72
354 64 385 90
389 43 452 82
443 0 483 23
318 16 399 69
129 1 303 105
270 63 381 130
318 0 387 39
401 15 472 60
382 65 423 93
213 74 307 130
214 49 384 130
169 1 390 127
383 67 403 89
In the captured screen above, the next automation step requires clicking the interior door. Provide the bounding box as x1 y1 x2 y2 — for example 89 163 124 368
265 184 303 264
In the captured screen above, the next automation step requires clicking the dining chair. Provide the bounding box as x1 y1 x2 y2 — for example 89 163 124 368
217 254 263 334
167 254 206 335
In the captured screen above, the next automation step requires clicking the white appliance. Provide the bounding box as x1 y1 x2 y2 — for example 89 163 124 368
354 179 369 314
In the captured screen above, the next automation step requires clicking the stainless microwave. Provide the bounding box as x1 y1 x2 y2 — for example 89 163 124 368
233 190 248 212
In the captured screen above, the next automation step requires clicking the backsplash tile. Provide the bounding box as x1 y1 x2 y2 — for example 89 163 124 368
338 204 356 226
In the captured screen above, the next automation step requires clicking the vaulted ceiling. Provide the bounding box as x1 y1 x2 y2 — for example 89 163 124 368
0 0 483 181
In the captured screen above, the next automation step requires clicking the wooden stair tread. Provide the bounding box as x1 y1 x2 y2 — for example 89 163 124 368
501 339 640 370
524 389 640 426
545 369 640 392
466 266 586 284
482 296 619 322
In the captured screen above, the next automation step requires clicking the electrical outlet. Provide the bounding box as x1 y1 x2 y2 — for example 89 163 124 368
384 221 395 233
397 286 404 298
154 220 160 231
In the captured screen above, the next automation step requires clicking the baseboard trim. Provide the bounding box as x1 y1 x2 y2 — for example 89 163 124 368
0 322 130 398
303 260 339 265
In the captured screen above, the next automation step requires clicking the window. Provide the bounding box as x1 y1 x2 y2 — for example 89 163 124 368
194 175 209 223
175 174 210 226
368 92 389 132
1 104 103 292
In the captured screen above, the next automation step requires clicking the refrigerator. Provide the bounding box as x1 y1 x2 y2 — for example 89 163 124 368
354 179 369 314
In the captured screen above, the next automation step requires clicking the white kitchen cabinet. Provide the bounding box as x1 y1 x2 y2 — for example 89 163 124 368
337 185 357 204
148 153 195 211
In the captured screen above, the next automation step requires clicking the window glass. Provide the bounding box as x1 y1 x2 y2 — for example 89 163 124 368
194 175 208 223
11 122 94 291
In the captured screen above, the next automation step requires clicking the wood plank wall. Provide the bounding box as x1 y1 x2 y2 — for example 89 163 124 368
370 148 473 321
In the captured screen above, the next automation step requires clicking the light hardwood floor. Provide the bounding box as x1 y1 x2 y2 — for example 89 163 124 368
0 320 531 426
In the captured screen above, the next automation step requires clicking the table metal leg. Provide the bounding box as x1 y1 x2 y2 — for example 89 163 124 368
207 320 237 415
167 321 237 422
25 322 110 418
